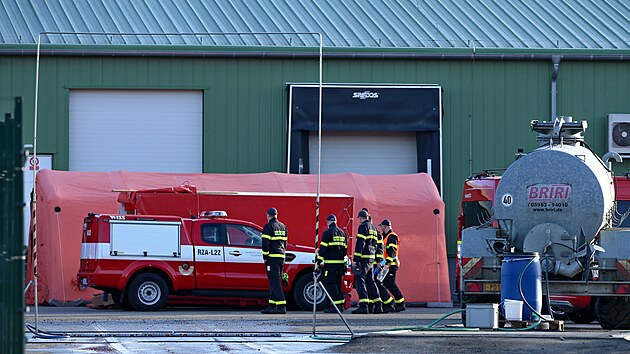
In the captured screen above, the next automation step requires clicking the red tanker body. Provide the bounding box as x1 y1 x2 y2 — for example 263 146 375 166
78 211 353 311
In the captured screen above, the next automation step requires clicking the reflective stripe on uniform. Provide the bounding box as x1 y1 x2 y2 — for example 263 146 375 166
269 236 287 241
268 253 285 258
269 299 287 305
356 234 368 239
395 297 405 303
262 234 271 239
369 298 382 303
333 299 345 305
322 259 345 264
262 251 269 255
383 297 394 304
359 298 369 303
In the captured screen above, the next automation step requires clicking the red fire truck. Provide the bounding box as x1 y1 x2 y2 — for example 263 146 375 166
78 211 353 311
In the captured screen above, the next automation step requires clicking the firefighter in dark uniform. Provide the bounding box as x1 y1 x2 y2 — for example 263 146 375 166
379 219 405 312
374 221 396 313
317 214 348 313
261 207 288 314
351 209 381 314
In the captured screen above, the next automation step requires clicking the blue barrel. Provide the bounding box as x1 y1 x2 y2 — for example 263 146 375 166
501 253 542 321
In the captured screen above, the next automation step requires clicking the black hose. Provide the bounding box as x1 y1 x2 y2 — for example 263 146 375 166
550 242 577 253
25 323 69 339
581 141 613 173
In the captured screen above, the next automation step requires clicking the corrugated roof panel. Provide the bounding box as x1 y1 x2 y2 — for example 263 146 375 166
475 1 525 48
15 0 41 40
0 2 20 43
385 1 435 46
286 0 328 46
0 0 628 49
3 0 32 43
308 1 349 47
587 1 627 48
424 1 477 48
368 1 413 47
65 3 102 45
507 1 554 48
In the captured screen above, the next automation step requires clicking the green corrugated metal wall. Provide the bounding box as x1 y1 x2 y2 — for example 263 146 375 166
1 55 630 255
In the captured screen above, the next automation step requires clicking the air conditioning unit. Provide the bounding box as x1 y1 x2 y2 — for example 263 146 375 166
608 114 630 156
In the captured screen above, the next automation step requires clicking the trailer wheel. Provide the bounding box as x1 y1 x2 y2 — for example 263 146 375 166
595 297 630 329
126 273 169 311
292 274 330 311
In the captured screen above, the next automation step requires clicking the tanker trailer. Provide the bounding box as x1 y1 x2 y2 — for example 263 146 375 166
460 118 630 329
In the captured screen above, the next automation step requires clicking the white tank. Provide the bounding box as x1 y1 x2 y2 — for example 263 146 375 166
493 120 615 252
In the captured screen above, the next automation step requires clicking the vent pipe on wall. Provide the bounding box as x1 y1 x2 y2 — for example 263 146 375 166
551 55 561 120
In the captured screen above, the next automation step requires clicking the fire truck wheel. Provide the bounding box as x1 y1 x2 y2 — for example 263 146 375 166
127 273 169 311
595 296 630 329
292 274 330 311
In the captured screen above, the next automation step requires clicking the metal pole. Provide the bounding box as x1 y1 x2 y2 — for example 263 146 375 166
317 280 354 336
312 32 323 336
32 33 42 331
434 208 441 304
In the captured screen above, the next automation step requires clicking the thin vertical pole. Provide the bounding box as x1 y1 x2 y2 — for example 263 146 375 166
32 33 42 331
312 33 323 336
434 209 441 304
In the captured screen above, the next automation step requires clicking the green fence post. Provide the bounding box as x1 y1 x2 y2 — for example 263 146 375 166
0 97 25 354
13 97 25 354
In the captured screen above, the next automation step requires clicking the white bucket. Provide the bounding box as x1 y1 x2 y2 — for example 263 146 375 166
503 299 523 321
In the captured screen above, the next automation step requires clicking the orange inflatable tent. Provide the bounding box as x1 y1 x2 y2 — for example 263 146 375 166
26 170 449 305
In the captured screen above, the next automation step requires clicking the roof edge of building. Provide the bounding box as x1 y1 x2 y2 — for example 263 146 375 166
1 44 630 61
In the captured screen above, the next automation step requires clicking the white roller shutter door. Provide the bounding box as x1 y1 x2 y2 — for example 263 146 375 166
69 90 202 172
308 131 417 174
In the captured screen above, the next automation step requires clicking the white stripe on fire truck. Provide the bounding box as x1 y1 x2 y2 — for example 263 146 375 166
81 243 195 262
81 243 315 265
